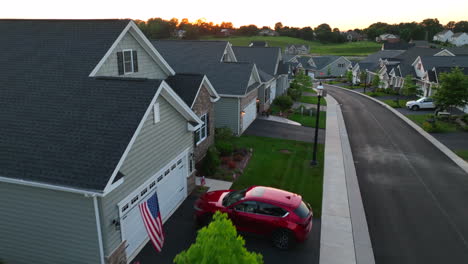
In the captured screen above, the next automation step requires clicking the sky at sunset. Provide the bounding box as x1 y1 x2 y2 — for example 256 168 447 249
2 0 467 30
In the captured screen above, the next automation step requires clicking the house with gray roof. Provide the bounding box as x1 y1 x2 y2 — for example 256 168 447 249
152 40 262 135
433 29 454 42
309 55 352 77
285 44 309 55
232 46 286 112
0 19 206 264
450 32 468 47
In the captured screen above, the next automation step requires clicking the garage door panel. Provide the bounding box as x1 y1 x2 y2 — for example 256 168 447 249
242 99 257 132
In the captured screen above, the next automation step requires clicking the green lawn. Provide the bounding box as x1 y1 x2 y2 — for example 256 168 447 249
201 36 381 56
406 114 459 133
304 88 317 94
230 135 324 216
364 91 387 97
381 99 408 108
288 112 326 129
455 150 468 161
299 95 327 106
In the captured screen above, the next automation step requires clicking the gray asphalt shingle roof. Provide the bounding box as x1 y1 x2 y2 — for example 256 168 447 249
0 19 164 191
152 40 259 96
232 46 280 76
312 56 340 70
394 47 442 76
166 74 205 107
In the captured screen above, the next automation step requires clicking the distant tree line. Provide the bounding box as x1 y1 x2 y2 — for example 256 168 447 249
136 17 468 43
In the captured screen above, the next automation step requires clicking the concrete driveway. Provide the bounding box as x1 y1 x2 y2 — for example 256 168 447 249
131 194 321 264
244 119 325 144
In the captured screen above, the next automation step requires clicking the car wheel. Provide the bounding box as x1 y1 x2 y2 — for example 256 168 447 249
411 105 419 111
272 229 294 250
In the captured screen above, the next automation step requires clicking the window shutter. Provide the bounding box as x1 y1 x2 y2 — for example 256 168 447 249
132 50 139 72
153 103 160 123
206 113 210 136
117 52 124 75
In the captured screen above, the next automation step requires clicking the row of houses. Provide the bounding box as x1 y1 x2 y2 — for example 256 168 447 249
433 30 468 47
0 19 291 264
283 54 352 78
350 45 468 112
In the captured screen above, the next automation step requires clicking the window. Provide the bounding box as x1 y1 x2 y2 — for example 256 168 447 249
153 103 160 123
234 201 257 214
257 202 288 217
338 63 345 68
123 50 133 73
264 87 270 103
195 113 208 144
117 49 138 75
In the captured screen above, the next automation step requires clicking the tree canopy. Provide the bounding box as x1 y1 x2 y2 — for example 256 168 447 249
433 68 468 111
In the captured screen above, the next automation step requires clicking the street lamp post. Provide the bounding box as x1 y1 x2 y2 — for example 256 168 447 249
311 82 324 166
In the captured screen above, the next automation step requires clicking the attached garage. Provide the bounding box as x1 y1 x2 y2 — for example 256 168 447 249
242 99 257 132
118 151 188 259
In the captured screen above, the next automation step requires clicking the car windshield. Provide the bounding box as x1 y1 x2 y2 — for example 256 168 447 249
294 201 310 219
222 188 247 207
416 98 426 102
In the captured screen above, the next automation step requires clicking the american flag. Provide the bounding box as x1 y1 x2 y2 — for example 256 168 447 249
139 192 165 252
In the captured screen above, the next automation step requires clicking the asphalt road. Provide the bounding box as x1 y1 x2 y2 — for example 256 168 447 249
326 85 468 264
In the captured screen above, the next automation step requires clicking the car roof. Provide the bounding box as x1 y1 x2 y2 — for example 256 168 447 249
245 186 302 209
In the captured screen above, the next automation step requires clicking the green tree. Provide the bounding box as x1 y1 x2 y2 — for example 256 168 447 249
372 75 381 88
174 212 263 264
346 70 353 84
433 67 468 113
401 75 422 97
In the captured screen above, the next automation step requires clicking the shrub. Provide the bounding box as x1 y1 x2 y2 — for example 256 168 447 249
216 141 234 156
287 88 302 101
202 147 220 176
233 154 244 162
422 121 442 133
215 127 234 142
174 211 263 264
376 88 385 93
367 92 378 97
228 161 237 169
220 156 231 165
272 95 293 111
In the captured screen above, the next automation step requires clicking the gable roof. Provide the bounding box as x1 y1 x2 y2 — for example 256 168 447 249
452 32 467 38
0 20 199 192
296 56 315 70
152 40 231 70
419 56 468 70
435 29 452 36
166 74 219 107
152 40 260 96
232 46 281 76
429 67 468 82
445 47 468 56
394 47 443 76
312 56 341 70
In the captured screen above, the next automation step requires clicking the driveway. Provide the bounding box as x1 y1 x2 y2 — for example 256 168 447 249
132 194 321 264
326 85 468 264
244 119 325 144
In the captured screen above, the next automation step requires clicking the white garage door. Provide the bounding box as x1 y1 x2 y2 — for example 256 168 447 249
119 153 188 259
242 99 257 132
270 80 277 101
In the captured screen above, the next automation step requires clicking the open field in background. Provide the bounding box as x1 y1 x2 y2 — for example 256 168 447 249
201 36 381 56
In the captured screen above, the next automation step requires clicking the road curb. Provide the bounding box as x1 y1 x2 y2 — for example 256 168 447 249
320 94 375 264
327 84 468 175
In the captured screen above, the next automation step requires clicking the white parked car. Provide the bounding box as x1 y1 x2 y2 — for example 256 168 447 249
406 97 435 111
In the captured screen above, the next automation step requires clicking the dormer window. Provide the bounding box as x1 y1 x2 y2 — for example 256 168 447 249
117 49 138 75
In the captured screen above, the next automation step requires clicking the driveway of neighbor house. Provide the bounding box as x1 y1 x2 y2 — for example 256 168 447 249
131 195 322 264
244 119 325 143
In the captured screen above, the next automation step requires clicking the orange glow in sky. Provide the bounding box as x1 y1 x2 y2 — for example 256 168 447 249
1 0 467 30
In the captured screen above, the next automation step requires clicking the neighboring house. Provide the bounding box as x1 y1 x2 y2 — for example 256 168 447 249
166 74 220 165
285 44 310 55
296 56 317 78
433 29 454 42
434 47 468 56
232 46 285 112
173 29 186 39
376 33 399 42
310 55 352 77
220 28 234 36
152 40 262 135
0 19 204 264
411 56 468 97
345 31 365 42
450 32 468 47
258 28 279 36
249 41 268 47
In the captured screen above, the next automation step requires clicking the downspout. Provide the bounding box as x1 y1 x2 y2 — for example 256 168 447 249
93 195 105 264
237 98 241 136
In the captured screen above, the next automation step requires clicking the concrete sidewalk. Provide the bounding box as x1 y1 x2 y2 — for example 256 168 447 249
320 95 375 264
195 176 232 191
258 115 301 126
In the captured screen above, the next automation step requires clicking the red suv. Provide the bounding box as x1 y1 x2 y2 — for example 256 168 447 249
194 186 313 249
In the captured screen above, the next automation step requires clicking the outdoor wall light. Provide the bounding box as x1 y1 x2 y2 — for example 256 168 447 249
241 111 246 116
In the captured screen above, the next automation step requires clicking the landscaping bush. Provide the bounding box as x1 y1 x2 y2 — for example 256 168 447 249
215 127 234 142
272 95 293 111
202 146 220 176
367 92 378 97
287 88 302 101
376 88 385 93
220 156 231 165
422 121 441 133
228 161 237 169
233 154 244 162
216 141 234 156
